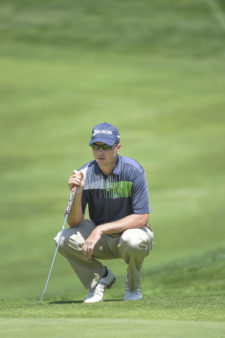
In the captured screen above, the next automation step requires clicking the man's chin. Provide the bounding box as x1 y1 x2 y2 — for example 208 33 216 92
96 159 106 165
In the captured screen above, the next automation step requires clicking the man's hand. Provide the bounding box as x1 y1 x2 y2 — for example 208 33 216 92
68 170 85 190
82 228 103 259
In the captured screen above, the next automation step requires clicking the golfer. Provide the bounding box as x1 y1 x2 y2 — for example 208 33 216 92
54 122 154 302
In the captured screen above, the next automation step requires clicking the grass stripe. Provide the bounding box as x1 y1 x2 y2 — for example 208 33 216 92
1 318 225 338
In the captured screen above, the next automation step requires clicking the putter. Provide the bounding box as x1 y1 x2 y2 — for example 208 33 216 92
39 185 76 304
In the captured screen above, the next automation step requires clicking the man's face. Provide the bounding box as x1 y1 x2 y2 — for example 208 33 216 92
92 142 121 169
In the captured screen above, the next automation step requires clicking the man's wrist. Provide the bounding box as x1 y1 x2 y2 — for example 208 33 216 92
95 226 104 236
75 186 84 193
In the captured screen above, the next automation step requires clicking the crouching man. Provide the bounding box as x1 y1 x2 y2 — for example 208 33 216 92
54 122 154 303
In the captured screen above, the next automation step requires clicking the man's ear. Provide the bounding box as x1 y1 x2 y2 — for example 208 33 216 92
117 143 122 153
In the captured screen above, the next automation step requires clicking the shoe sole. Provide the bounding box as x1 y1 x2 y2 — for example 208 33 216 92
124 296 142 301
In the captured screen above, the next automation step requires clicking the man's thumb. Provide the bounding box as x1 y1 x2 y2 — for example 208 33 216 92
80 170 85 181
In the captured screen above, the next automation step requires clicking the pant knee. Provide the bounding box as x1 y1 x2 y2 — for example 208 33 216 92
120 228 151 253
54 227 85 254
53 228 73 251
54 231 66 251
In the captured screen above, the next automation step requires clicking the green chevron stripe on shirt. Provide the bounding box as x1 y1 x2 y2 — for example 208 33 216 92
108 181 133 199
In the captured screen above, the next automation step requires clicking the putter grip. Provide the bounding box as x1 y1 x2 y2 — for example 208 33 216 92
65 185 76 215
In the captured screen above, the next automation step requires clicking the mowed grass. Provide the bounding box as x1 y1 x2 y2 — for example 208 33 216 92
1 318 225 338
0 0 225 336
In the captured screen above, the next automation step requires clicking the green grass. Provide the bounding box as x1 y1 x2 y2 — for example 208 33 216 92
1 247 225 336
1 318 225 338
0 0 225 336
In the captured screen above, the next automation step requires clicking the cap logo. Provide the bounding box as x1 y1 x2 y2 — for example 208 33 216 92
93 129 113 136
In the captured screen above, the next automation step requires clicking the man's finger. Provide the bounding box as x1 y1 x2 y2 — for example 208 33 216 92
82 242 94 258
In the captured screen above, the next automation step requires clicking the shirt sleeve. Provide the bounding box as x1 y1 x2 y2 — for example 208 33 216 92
131 172 151 214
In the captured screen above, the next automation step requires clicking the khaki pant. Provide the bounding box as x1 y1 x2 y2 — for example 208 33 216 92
54 220 154 291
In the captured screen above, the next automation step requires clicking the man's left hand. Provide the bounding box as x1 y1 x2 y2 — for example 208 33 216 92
82 228 102 259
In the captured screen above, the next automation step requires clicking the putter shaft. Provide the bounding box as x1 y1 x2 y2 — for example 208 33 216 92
40 186 76 304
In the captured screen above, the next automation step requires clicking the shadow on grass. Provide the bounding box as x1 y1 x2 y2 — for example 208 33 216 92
104 299 124 302
49 300 83 304
48 298 124 304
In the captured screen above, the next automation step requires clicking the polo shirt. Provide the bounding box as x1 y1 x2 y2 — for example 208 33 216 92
79 155 151 225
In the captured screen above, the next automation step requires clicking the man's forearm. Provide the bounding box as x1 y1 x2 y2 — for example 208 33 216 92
96 213 149 236
67 188 84 227
82 213 149 259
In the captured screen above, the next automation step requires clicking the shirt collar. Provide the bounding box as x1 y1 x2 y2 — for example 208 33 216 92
94 161 101 175
112 155 122 176
94 155 122 176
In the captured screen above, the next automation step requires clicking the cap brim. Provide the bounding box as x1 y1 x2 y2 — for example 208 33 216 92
89 137 115 146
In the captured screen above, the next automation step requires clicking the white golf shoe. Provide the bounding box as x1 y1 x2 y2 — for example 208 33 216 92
124 279 142 301
83 268 116 303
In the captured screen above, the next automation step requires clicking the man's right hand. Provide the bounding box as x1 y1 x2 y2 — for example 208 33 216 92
68 170 85 190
